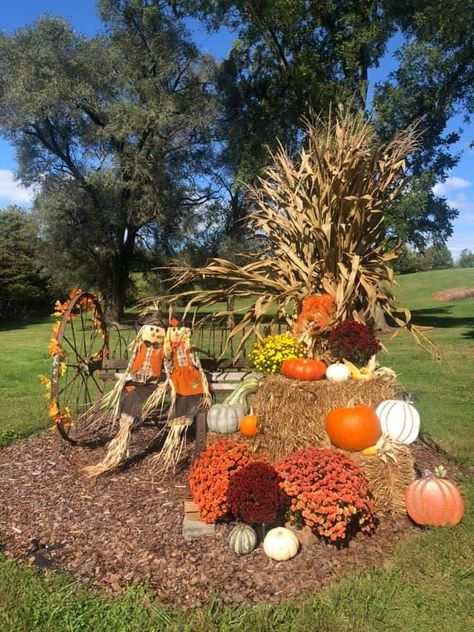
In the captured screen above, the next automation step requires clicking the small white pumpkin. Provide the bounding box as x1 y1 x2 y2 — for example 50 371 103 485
376 399 420 444
263 527 299 561
207 403 246 434
326 362 351 383
229 524 257 556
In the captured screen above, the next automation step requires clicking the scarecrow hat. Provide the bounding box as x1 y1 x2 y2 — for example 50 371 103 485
134 310 169 331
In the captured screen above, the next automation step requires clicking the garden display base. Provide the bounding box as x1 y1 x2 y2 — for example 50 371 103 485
183 500 216 539
0 426 459 609
251 374 396 461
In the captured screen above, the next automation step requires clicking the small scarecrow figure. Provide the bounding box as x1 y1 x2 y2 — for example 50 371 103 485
149 320 211 474
83 312 172 477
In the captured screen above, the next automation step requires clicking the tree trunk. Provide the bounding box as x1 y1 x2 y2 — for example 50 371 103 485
374 303 393 332
226 296 235 331
104 228 136 323
104 292 123 324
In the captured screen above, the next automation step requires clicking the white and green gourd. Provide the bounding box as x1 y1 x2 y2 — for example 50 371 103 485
229 524 258 556
375 399 420 444
207 374 260 434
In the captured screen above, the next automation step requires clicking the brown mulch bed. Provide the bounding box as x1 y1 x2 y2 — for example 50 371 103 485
0 426 459 609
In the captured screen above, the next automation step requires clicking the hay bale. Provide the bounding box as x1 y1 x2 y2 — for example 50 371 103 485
251 374 396 462
433 287 474 301
347 444 415 514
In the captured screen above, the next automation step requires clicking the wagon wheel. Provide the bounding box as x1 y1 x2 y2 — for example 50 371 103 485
51 291 111 444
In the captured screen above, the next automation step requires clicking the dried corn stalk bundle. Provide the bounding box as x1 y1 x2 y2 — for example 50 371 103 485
250 373 396 462
145 108 435 359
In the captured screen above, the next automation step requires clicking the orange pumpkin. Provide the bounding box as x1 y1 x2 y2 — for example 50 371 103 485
281 358 326 381
404 469 464 526
325 404 381 451
240 414 258 437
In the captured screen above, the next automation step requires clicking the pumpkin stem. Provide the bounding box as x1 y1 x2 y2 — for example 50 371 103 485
422 468 433 478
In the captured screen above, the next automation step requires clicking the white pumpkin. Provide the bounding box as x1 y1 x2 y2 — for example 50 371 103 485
326 362 351 383
375 399 420 444
263 527 299 561
207 403 246 434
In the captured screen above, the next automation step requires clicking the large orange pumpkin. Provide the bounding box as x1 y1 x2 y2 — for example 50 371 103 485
240 414 258 437
404 469 464 526
325 404 381 451
281 358 326 381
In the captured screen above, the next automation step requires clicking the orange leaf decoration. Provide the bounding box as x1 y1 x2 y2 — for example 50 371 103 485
48 400 60 417
68 288 82 299
48 338 62 355
38 374 51 389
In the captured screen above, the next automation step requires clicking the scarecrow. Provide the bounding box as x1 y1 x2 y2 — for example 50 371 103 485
83 313 210 477
149 319 211 473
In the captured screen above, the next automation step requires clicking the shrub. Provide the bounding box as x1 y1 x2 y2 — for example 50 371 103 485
277 448 376 543
188 440 264 524
248 333 306 373
228 462 287 524
327 320 381 366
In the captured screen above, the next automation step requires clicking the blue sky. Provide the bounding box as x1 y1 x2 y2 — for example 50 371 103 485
1 0 473 257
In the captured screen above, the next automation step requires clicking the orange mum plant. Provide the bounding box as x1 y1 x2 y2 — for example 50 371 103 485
189 440 266 524
277 447 376 543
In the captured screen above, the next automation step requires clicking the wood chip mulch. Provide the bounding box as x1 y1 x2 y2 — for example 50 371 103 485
0 427 457 609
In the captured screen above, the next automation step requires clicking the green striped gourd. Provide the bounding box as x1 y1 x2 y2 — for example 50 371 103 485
229 524 258 556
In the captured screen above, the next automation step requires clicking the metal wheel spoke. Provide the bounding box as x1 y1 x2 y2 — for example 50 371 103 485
79 307 88 359
69 317 80 361
71 375 86 412
56 370 81 398
89 372 103 394
81 373 95 407
86 308 101 356
62 334 88 366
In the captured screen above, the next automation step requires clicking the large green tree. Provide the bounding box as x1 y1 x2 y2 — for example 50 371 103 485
373 0 473 247
183 0 397 234
0 1 217 319
0 206 49 320
181 0 471 245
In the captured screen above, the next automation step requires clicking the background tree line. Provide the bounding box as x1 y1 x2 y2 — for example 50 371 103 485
0 0 473 320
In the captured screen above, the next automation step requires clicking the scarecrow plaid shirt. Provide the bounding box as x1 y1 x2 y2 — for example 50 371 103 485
172 343 202 369
132 341 162 384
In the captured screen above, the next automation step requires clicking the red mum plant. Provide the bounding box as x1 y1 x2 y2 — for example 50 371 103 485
277 448 376 544
327 319 381 366
188 440 265 524
228 462 288 525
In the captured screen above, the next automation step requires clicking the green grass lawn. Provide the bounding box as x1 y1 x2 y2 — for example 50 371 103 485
0 268 473 631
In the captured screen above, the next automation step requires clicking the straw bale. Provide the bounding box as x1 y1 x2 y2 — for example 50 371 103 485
250 374 396 462
347 444 415 514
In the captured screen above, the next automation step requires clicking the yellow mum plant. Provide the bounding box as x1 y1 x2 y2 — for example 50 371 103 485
249 333 306 373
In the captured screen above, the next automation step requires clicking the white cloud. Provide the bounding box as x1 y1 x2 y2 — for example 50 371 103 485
0 169 37 205
447 193 474 213
432 176 471 197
